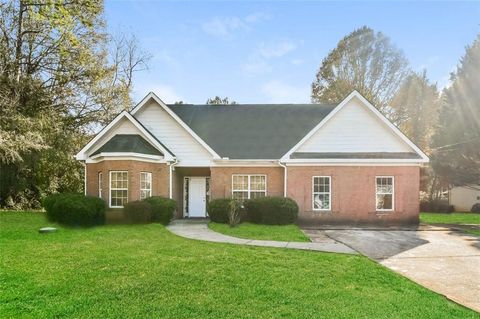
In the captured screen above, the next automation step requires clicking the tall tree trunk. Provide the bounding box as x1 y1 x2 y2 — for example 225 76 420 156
14 0 24 83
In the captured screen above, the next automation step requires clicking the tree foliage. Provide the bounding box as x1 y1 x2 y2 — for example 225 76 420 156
206 96 237 105
432 34 480 186
390 70 440 151
311 26 410 114
0 0 149 208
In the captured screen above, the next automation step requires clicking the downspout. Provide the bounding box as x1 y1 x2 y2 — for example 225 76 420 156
278 161 287 197
169 159 179 199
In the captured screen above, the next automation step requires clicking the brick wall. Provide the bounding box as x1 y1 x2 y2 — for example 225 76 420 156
86 160 169 207
287 165 420 225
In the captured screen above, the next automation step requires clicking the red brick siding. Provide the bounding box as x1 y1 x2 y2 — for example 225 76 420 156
86 160 169 207
287 166 420 225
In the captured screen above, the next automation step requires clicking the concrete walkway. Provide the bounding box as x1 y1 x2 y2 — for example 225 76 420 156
166 220 357 254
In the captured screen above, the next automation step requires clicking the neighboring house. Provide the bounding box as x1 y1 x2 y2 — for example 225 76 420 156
449 185 480 211
76 91 429 225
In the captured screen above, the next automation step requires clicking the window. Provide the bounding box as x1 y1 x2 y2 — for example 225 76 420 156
98 172 103 198
313 176 331 211
232 175 266 200
110 171 128 208
376 176 394 211
140 172 152 200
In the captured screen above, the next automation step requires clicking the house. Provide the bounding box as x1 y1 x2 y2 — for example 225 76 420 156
76 91 429 225
449 185 480 211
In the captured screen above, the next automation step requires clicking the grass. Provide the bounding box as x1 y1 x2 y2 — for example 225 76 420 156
208 222 310 242
420 212 480 225
1 212 479 318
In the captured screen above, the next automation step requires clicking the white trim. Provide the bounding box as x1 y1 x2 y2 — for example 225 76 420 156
91 152 164 160
280 91 429 163
231 174 267 200
312 176 331 211
98 172 103 198
284 158 425 164
86 153 167 164
75 111 175 161
375 176 395 212
286 162 422 167
130 92 221 159
83 162 87 196
109 171 129 208
169 159 178 199
278 161 287 197
140 171 152 200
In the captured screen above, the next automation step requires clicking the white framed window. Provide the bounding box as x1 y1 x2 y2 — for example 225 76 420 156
313 176 331 211
376 176 394 211
98 172 103 199
232 175 267 200
140 172 152 200
110 171 128 208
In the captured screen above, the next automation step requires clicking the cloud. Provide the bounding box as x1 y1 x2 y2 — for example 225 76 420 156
261 80 310 103
242 40 298 75
291 58 304 65
135 84 184 104
417 56 440 71
202 12 269 38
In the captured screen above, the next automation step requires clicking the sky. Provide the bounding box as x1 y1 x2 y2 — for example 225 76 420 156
105 1 480 104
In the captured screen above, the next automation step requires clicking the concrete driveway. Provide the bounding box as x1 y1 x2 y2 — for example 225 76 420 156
304 226 480 312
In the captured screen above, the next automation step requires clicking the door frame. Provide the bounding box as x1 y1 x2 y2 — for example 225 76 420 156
183 176 210 218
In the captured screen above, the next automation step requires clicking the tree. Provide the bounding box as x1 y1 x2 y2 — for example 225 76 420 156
206 96 237 105
432 34 480 186
311 26 410 114
389 70 440 151
0 1 149 208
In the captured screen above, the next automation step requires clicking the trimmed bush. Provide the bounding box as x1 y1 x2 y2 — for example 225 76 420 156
144 196 176 225
207 198 232 223
471 203 480 213
420 200 454 213
123 200 153 224
245 197 298 225
43 193 105 227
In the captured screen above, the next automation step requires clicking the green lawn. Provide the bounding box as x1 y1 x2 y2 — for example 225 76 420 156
208 222 310 242
420 212 480 225
1 212 478 318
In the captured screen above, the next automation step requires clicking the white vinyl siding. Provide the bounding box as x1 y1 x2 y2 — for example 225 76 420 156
110 171 128 208
312 176 331 211
376 176 394 211
297 97 413 153
98 172 103 198
232 175 266 200
135 100 213 164
140 172 152 200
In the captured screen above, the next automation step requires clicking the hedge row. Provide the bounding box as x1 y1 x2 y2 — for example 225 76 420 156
207 197 298 225
123 196 176 225
42 193 106 227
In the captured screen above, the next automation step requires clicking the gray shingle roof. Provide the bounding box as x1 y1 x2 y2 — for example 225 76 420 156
168 104 336 159
92 134 163 156
290 152 422 159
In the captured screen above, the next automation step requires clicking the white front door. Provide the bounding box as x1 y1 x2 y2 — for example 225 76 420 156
188 177 207 217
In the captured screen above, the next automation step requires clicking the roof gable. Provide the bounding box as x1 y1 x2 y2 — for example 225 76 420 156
75 111 174 161
281 91 429 162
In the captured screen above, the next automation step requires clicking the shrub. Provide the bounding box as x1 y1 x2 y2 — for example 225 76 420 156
244 197 298 225
43 193 105 227
144 196 176 225
123 200 153 224
471 203 480 214
207 198 232 223
228 200 243 227
420 200 454 213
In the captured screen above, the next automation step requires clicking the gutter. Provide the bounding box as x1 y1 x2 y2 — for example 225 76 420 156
169 159 179 199
81 161 87 195
278 161 287 197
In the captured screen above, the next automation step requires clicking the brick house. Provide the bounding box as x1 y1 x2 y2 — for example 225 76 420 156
76 91 428 225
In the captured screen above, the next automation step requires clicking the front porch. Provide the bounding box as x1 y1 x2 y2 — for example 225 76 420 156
172 167 211 219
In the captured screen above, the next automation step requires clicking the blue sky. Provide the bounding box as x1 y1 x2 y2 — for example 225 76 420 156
105 1 480 104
